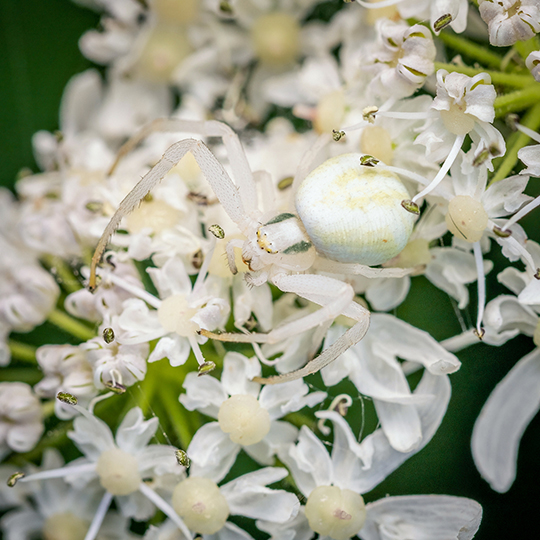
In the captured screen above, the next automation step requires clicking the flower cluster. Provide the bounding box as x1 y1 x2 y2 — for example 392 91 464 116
2 1 540 539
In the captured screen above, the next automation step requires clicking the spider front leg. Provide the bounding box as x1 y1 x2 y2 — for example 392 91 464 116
89 138 255 290
200 273 370 384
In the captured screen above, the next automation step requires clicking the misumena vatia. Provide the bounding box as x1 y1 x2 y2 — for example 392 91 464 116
89 119 418 384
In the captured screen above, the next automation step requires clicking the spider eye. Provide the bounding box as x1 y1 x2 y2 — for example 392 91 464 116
295 153 416 265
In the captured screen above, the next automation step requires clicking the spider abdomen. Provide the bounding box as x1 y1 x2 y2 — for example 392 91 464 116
295 153 415 265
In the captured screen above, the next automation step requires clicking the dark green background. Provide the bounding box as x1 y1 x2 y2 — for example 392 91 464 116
0 0 537 538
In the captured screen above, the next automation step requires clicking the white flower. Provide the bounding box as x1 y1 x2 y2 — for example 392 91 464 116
117 256 229 368
82 317 148 390
1 449 134 540
415 70 502 166
362 20 436 100
17 407 184 540
260 403 481 540
321 314 459 452
479 0 540 46
526 50 540 82
181 352 326 481
146 467 299 540
0 235 59 365
34 345 97 419
0 383 44 460
518 143 540 177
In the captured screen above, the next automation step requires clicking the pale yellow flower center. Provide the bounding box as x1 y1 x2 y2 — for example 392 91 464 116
95 447 141 496
445 195 488 243
172 477 230 535
218 394 271 445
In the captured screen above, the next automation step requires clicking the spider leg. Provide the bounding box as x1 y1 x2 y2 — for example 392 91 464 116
108 118 257 210
314 258 422 278
201 273 370 383
90 138 254 290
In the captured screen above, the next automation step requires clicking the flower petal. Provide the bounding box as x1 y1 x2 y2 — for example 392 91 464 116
472 347 540 492
360 495 482 540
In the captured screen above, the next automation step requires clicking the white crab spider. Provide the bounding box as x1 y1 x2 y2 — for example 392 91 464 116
89 119 417 384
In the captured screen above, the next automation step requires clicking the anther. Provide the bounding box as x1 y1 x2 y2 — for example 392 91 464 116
175 449 191 468
103 381 127 394
7 472 25 487
401 199 420 215
57 392 78 405
359 155 379 167
209 224 225 239
103 328 115 344
493 226 512 238
198 361 216 376
473 327 485 340
332 130 346 141
535 269 540 280
362 106 378 123
433 14 453 32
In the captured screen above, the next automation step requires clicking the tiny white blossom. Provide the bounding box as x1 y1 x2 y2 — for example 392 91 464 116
479 0 540 46
0 383 44 460
181 352 326 481
526 50 540 82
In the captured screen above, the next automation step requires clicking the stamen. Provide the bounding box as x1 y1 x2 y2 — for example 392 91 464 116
500 234 537 274
473 241 486 338
441 329 483 352
89 392 115 414
514 123 540 144
502 195 540 232
139 482 193 540
192 236 217 295
84 492 113 540
20 463 97 482
189 335 206 366
356 0 402 8
412 135 464 203
317 394 353 435
93 269 162 309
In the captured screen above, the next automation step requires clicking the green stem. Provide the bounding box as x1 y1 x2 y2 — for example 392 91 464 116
160 387 194 449
438 32 502 69
494 85 540 117
433 62 534 87
283 411 317 431
490 102 540 184
47 309 95 341
8 340 37 363
42 255 82 294
514 37 540 63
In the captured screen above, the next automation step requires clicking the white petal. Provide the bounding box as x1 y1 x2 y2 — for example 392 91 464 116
187 422 240 483
360 495 482 540
243 420 298 465
369 314 460 375
278 426 333 497
259 379 326 420
180 372 228 419
214 521 255 540
148 335 191 367
221 352 261 397
373 400 422 453
345 372 450 494
472 347 540 492
221 467 299 523
366 277 411 312
116 407 158 454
